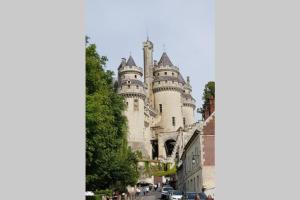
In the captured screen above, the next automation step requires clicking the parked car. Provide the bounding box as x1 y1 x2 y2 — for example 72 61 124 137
168 190 183 200
183 192 197 200
161 186 174 199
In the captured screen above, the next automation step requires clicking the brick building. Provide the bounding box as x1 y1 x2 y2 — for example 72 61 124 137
201 96 215 197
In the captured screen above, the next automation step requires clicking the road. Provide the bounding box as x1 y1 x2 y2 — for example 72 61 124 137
136 190 161 200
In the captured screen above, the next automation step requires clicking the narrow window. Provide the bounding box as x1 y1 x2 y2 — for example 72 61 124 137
136 85 139 89
134 99 139 111
128 85 130 88
158 73 160 76
164 72 167 75
158 81 160 84
172 72 174 76
165 80 167 83
172 117 176 126
183 117 186 126
159 104 162 113
126 102 128 106
134 75 137 78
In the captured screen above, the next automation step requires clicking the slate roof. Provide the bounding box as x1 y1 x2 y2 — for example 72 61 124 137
158 52 174 66
126 56 137 67
178 73 186 85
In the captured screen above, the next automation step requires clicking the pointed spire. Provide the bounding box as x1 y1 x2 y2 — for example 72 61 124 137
158 52 174 66
126 55 137 67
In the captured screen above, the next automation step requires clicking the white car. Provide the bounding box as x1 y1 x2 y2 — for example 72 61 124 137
161 186 174 199
168 190 183 200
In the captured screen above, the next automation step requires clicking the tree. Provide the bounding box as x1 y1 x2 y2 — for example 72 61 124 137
198 81 215 119
86 37 139 192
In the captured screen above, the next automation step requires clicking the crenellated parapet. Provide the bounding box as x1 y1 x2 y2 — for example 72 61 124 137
118 79 146 100
182 93 196 109
153 65 180 74
119 65 143 76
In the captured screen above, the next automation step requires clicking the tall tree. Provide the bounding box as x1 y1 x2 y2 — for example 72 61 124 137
86 38 138 192
198 81 215 119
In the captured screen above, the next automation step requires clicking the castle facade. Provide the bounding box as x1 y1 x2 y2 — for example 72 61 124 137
117 39 199 165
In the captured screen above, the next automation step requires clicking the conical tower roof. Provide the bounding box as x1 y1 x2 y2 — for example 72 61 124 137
126 55 137 67
158 52 174 66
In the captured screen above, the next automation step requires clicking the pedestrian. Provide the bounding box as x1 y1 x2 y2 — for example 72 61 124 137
136 187 140 197
199 188 207 200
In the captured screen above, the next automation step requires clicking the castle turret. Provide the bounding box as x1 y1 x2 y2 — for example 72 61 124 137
182 76 196 126
143 39 154 106
153 52 184 132
117 56 148 156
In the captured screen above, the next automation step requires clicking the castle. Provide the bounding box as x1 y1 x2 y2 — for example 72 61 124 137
117 39 199 166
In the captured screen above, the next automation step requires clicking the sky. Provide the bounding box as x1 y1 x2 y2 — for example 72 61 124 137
86 0 214 121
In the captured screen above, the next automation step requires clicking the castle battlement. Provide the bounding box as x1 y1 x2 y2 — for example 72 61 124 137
118 65 143 76
153 65 180 73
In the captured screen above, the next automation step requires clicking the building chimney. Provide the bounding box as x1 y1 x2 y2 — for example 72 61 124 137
204 104 210 120
209 96 215 115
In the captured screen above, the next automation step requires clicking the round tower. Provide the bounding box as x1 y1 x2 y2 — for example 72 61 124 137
153 52 184 132
182 76 196 126
117 56 147 155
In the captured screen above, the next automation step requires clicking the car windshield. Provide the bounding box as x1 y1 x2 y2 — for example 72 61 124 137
187 193 196 199
163 187 173 191
172 191 182 195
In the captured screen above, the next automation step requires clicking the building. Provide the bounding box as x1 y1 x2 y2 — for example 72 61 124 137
177 96 215 196
201 96 215 197
177 126 203 193
117 39 199 183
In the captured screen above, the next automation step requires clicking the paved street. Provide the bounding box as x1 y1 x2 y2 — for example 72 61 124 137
136 190 161 200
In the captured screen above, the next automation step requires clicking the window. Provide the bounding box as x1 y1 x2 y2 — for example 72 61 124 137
164 72 167 75
134 75 137 78
183 117 186 126
157 73 160 76
128 85 130 88
134 99 139 111
172 72 174 76
165 80 167 83
172 117 175 126
158 81 160 84
159 104 162 113
136 85 139 89
126 102 128 106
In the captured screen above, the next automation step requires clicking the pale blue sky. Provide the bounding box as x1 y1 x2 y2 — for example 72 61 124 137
86 0 214 120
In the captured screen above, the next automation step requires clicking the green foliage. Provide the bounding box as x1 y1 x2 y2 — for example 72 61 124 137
198 81 215 119
86 195 101 200
86 38 139 192
152 164 176 177
95 189 112 197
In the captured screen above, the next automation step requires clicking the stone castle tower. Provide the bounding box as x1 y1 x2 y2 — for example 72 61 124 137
117 39 198 165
